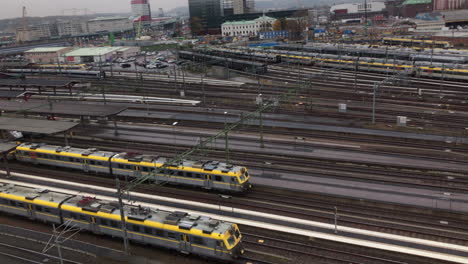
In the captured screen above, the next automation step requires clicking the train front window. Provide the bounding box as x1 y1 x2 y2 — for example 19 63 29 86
239 175 246 182
235 229 241 239
227 236 235 247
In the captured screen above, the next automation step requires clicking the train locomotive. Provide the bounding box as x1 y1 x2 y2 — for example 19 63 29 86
0 182 244 261
15 143 251 193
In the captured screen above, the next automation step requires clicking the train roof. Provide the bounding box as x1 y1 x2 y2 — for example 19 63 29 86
62 195 234 237
18 143 116 159
112 152 245 175
18 143 246 174
0 182 74 208
0 182 234 237
180 50 266 67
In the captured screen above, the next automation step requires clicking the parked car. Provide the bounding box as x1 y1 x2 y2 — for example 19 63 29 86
121 63 132 68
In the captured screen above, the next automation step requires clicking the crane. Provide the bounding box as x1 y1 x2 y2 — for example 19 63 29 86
136 16 143 40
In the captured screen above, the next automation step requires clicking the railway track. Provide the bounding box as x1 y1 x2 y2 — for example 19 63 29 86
6 69 468 130
7 157 468 248
238 226 457 264
3 169 463 264
41 129 468 193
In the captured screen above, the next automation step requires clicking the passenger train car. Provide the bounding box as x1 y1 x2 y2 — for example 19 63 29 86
15 143 251 193
30 64 89 70
209 47 468 81
6 68 105 79
0 182 243 261
382 38 452 49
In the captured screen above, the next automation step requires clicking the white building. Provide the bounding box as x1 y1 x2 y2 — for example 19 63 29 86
330 1 386 14
63 47 140 63
222 15 276 37
413 20 447 33
87 17 134 34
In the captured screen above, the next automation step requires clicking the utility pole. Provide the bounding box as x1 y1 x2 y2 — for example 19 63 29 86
224 112 229 163
43 220 81 264
364 0 368 38
116 178 130 255
334 207 338 233
372 83 378 124
259 110 264 148
364 0 368 25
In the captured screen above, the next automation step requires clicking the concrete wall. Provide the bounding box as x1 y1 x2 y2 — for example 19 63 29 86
25 47 74 63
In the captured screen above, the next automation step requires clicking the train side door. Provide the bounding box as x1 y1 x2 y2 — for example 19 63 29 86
90 216 99 234
27 203 34 219
180 234 191 253
204 175 212 189
229 176 237 190
83 159 89 172
29 152 38 165
134 166 141 178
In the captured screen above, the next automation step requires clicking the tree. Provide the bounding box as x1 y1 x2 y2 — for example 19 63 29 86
286 10 309 40
273 18 287 31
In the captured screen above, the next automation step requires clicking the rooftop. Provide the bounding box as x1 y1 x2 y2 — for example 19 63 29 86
0 78 75 87
89 17 130 22
24 47 70 53
223 16 276 26
0 117 78 134
401 0 432 5
64 47 124 57
0 100 127 117
0 91 31 99
0 142 19 153
441 10 468 22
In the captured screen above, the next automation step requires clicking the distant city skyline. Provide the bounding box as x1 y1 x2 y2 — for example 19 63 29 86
0 0 188 20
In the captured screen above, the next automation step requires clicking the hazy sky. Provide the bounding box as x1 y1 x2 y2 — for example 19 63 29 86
0 0 188 19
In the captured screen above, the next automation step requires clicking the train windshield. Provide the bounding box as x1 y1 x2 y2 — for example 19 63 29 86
227 236 236 247
237 168 249 183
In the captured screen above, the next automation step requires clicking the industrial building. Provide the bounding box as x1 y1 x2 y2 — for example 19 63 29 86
24 47 74 64
56 20 88 36
330 1 387 21
399 0 433 18
87 17 134 34
63 47 140 63
131 0 152 25
433 0 468 10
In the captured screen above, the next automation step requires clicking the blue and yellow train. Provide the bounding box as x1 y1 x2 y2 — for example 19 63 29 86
14 143 251 193
0 182 244 261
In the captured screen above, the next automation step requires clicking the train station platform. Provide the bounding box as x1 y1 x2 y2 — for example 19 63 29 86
0 78 77 95
118 106 468 144
0 90 33 100
0 100 127 118
0 117 78 135
3 175 468 263
0 142 20 177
